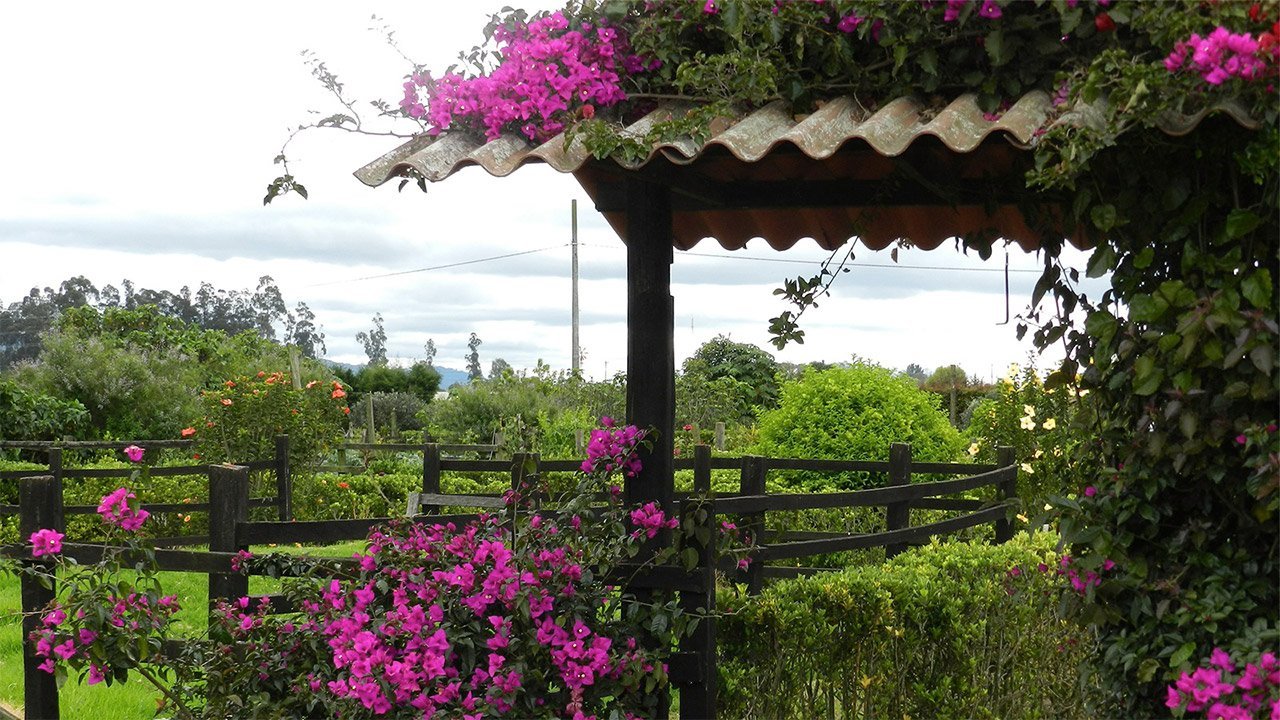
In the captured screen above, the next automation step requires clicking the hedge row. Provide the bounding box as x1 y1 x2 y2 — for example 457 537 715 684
718 533 1104 719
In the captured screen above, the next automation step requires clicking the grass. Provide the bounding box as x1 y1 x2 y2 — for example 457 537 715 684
0 540 365 718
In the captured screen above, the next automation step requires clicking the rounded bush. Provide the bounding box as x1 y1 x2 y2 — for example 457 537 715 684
754 364 965 489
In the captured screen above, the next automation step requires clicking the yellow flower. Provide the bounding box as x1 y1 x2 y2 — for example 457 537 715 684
1053 446 1063 457
1020 462 1035 474
1017 513 1029 523
968 442 981 456
1033 449 1044 459
1042 418 1057 430
1023 404 1036 417
1020 416 1037 430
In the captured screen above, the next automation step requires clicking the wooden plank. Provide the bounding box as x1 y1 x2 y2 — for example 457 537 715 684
885 443 912 558
19 475 62 719
275 434 291 521
415 493 506 509
340 442 500 454
911 497 985 511
439 459 511 472
911 461 999 475
238 517 389 545
0 439 194 449
63 497 273 515
715 465 1015 514
61 464 207 479
537 459 583 472
764 457 891 473
606 564 706 594
208 465 250 605
755 505 1009 562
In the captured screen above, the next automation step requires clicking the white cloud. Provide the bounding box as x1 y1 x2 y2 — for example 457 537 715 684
0 1 1107 384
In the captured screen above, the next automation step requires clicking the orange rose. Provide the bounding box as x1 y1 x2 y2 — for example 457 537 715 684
221 398 233 406
180 427 196 438
332 388 347 399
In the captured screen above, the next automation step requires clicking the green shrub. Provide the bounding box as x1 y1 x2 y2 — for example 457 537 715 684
964 359 1087 507
0 378 89 442
718 533 1104 719
754 363 965 489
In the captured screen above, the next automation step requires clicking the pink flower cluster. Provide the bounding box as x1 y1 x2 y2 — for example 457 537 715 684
1165 27 1276 85
297 518 659 717
28 528 63 557
97 487 150 532
1056 553 1114 594
941 0 1003 22
32 592 178 679
629 502 679 540
402 11 654 142
1165 648 1280 719
580 418 646 477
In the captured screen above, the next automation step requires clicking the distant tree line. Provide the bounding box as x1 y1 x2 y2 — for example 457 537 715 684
0 275 325 370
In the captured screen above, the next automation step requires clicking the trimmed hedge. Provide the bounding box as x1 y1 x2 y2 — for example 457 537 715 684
719 533 1104 719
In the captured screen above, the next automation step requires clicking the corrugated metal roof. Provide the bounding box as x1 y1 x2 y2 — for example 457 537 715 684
355 91 1256 252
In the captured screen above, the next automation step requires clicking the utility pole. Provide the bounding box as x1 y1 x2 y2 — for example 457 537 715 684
571 199 580 375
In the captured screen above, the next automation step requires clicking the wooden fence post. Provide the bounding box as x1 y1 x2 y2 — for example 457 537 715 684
274 435 291 521
574 429 585 456
714 422 725 451
420 443 441 516
208 465 249 609
46 447 62 491
694 444 711 495
994 445 1017 543
678 480 717 719
739 456 767 595
884 443 912 558
20 475 62 720
364 395 375 444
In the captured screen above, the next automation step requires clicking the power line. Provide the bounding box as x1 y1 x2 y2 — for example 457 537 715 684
303 244 569 288
580 242 1043 273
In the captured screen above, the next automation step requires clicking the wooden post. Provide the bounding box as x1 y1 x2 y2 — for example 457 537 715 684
20 475 62 720
694 444 711 495
714 422 725 451
420 443 441 516
288 346 303 390
274 434 291 521
364 395 375 444
574 428 585 456
208 465 249 608
994 445 1017 543
739 456 767 595
884 443 912 558
624 175 675 717
678 493 718 720
46 447 62 491
390 408 399 442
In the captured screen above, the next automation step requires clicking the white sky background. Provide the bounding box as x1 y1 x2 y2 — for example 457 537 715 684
0 2 1106 382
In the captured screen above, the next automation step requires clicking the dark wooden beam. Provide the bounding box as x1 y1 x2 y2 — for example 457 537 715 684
624 176 675 509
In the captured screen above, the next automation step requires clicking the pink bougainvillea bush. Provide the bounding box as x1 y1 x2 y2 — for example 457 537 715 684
12 425 746 719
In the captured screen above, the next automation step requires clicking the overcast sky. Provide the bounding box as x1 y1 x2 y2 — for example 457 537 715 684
0 2 1104 382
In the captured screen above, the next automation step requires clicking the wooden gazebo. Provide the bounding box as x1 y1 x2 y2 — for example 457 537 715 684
356 90 1236 717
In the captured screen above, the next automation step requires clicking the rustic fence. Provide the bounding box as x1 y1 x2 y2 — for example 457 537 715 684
3 442 1016 719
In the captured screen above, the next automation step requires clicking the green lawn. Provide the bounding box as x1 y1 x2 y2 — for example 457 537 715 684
0 541 365 718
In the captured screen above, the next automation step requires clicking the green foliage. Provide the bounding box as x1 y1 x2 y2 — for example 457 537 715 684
683 334 781 412
0 378 88 441
189 372 347 471
964 358 1087 507
12 333 206 440
718 533 1104 719
754 363 965 489
423 364 624 452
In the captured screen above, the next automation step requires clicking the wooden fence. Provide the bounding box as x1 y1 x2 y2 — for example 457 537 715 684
3 442 1016 719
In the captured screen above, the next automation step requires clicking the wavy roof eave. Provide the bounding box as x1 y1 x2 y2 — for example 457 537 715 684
354 92 1257 252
